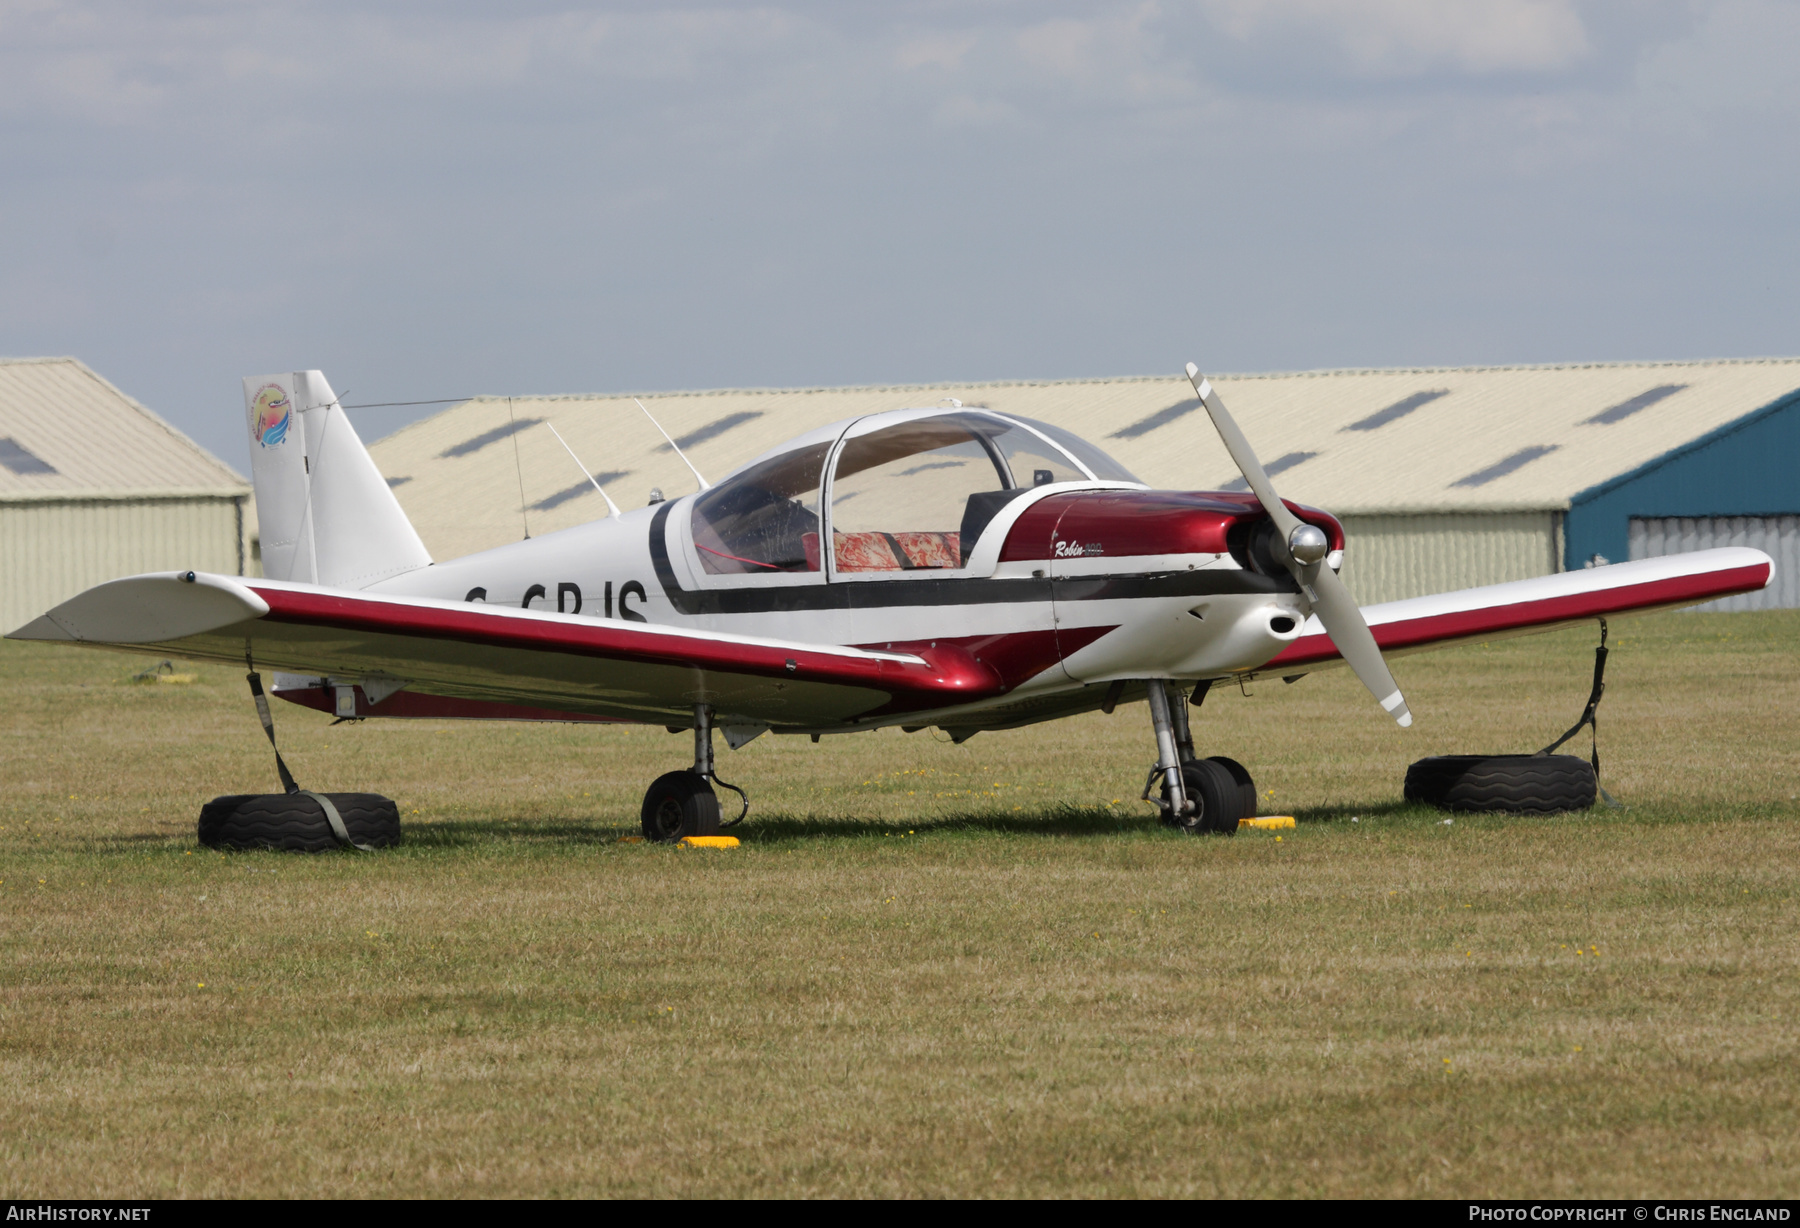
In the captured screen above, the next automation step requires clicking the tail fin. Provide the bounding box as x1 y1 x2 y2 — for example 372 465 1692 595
244 371 432 587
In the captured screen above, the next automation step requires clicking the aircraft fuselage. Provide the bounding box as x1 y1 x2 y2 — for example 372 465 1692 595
358 482 1340 734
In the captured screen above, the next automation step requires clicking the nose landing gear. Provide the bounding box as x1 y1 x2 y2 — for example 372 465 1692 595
1141 680 1253 835
640 705 750 842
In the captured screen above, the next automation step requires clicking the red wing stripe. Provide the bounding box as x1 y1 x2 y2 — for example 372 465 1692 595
246 585 1007 702
1269 559 1771 669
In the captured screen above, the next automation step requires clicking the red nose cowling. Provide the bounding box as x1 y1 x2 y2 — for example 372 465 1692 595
998 490 1344 565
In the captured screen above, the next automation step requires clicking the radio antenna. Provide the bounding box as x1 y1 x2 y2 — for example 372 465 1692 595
543 421 622 518
507 396 530 539
633 397 710 491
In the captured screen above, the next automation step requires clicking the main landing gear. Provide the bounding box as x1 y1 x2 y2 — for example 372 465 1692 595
1143 680 1256 836
641 705 749 842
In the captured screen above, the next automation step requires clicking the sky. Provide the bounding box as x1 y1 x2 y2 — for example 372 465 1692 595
2 0 1797 471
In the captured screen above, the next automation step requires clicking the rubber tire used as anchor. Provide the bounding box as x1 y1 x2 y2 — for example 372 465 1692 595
197 792 402 852
1161 759 1241 836
641 770 723 842
1404 754 1597 815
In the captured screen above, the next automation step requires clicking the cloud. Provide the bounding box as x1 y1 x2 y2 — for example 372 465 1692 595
931 92 1020 128
0 0 1794 475
1636 0 1800 112
1013 6 1197 103
1199 0 1590 76
0 4 820 127
895 30 978 72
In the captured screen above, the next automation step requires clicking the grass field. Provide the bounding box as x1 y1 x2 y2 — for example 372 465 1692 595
2 610 1797 1198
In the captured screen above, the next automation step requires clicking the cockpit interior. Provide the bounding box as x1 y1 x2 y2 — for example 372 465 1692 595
688 411 1140 577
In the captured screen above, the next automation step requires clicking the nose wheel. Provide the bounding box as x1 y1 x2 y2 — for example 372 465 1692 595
1142 680 1253 835
640 705 749 841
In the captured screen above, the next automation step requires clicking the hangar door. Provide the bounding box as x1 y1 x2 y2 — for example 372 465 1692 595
1629 516 1798 611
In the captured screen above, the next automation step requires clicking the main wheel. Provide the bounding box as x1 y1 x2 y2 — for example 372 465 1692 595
641 771 722 842
197 793 401 851
1160 760 1241 835
1207 756 1258 820
1404 754 1596 814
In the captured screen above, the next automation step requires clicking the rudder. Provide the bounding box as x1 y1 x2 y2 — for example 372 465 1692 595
244 371 431 587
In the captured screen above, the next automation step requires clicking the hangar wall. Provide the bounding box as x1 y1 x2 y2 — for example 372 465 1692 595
0 358 252 634
1336 512 1561 606
1566 388 1800 574
0 495 247 633
1630 516 1798 612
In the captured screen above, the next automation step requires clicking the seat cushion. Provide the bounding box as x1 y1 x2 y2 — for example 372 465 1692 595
892 531 960 569
833 531 903 571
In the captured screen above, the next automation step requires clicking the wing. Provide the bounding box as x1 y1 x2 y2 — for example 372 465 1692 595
1265 547 1773 675
6 573 1010 728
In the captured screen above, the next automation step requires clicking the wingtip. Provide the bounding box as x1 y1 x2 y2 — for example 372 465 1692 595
5 614 73 642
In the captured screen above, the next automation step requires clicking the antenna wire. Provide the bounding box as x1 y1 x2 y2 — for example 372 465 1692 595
508 396 530 540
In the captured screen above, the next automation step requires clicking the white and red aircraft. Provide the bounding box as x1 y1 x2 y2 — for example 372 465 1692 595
9 365 1774 839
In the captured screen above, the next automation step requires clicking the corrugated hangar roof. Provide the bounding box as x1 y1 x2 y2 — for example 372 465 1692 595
365 358 1800 562
0 358 248 500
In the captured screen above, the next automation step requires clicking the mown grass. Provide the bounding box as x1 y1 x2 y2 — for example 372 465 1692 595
1 610 1796 1198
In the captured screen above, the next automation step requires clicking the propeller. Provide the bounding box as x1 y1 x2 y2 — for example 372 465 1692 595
1185 362 1412 727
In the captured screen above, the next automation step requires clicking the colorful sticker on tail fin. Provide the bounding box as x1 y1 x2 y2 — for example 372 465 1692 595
251 384 292 448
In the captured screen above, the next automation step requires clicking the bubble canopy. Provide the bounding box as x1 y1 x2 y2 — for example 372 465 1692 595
689 409 1143 576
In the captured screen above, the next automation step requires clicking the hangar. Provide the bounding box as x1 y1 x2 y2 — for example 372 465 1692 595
0 358 251 633
366 357 1798 610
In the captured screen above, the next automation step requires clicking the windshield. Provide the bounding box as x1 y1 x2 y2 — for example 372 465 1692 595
827 412 1093 572
1005 416 1141 484
690 442 828 574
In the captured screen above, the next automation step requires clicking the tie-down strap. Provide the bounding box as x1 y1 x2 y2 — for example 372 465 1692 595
297 790 374 853
245 659 372 849
246 668 301 796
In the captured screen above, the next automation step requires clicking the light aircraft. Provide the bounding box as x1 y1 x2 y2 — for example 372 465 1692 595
9 365 1774 839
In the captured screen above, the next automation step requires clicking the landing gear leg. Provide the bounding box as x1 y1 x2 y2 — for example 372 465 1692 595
1170 682 1198 766
693 704 714 778
1143 680 1238 836
696 705 750 827
640 705 747 842
1144 681 1191 824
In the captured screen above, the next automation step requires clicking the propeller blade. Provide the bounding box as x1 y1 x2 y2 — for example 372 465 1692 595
1185 363 1302 539
1185 362 1412 727
1303 563 1413 727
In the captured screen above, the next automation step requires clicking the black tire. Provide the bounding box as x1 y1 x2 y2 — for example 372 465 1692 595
641 771 722 842
1161 759 1241 835
1207 756 1258 820
197 793 402 852
1404 754 1596 815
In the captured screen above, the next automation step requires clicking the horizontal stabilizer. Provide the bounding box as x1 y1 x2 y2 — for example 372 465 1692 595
7 572 269 644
